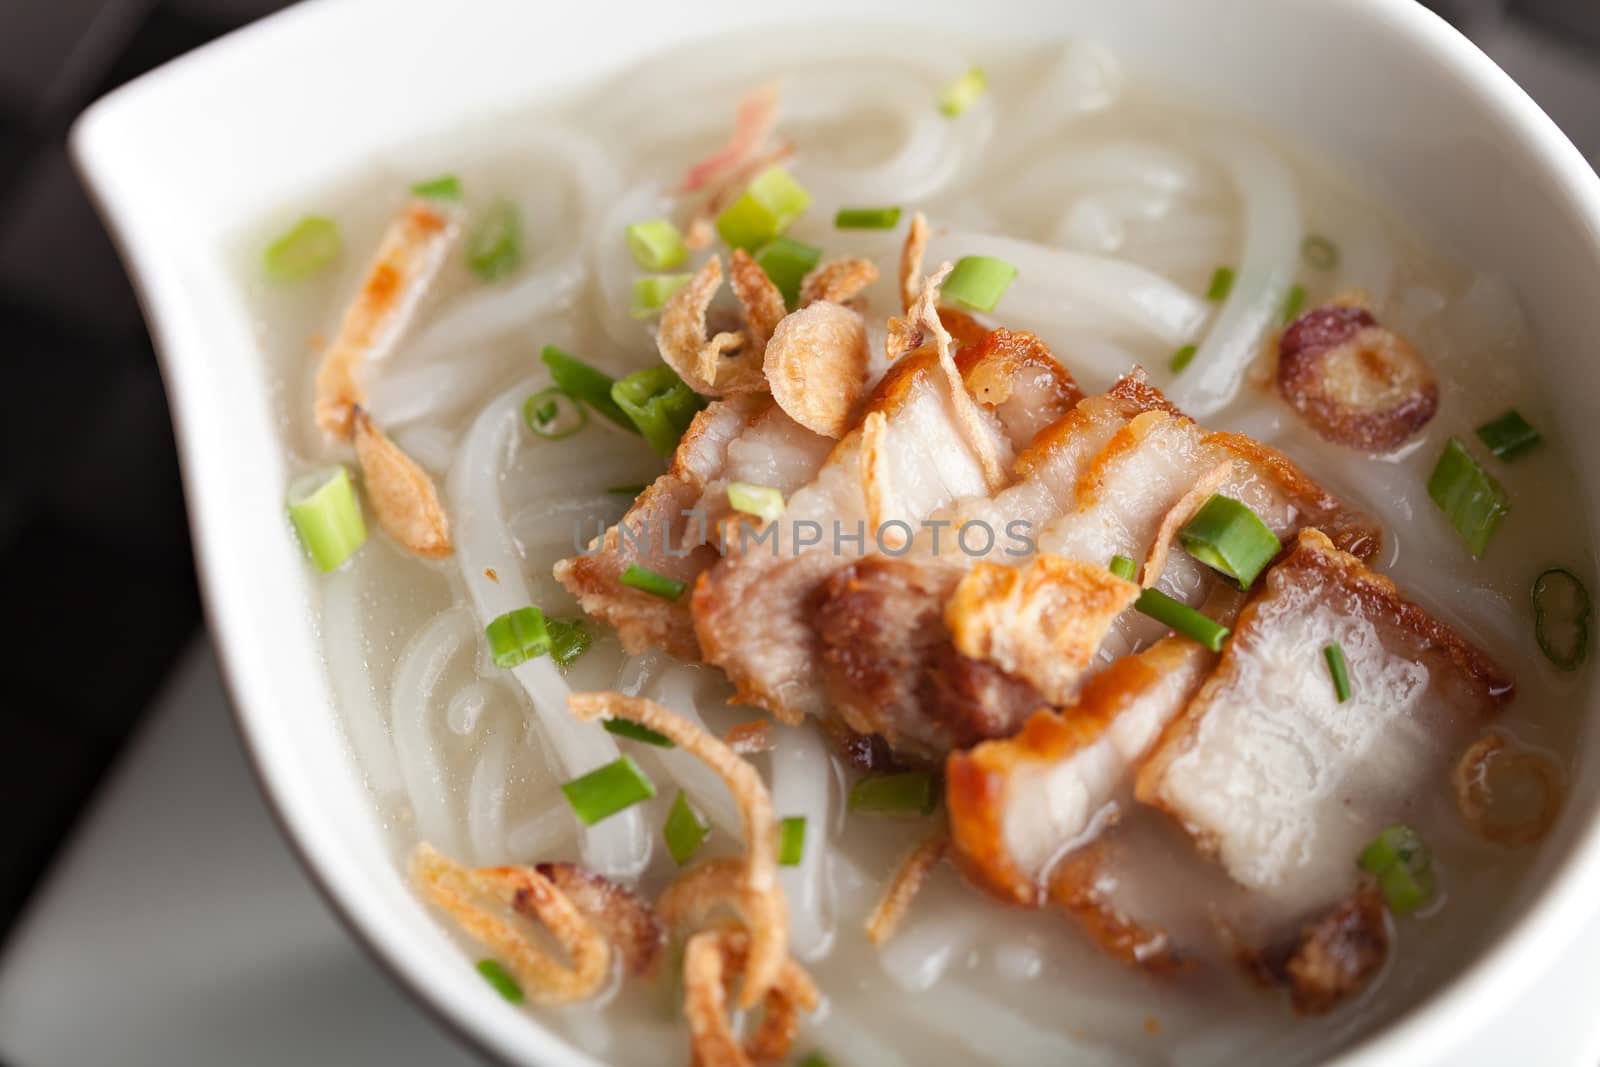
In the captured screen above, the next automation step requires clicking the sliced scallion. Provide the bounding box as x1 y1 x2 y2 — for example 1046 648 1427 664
630 273 694 319
778 816 806 866
522 386 587 440
476 959 523 1003
728 482 785 523
1302 235 1339 271
796 1054 833 1067
1206 266 1235 302
620 563 686 601
611 364 707 456
485 606 551 669
547 618 591 668
848 771 938 816
1358 824 1435 915
756 236 823 308
1533 567 1590 671
1323 642 1352 703
263 216 341 282
540 345 635 432
1109 555 1138 581
603 718 676 748
1280 283 1307 325
1475 409 1542 461
715 165 812 252
942 255 1017 313
466 200 521 281
1169 344 1197 373
938 66 987 117
1427 437 1508 558
410 174 462 201
835 206 902 230
663 790 709 865
561 756 656 826
287 466 367 572
626 218 688 272
1134 589 1230 652
1177 495 1282 589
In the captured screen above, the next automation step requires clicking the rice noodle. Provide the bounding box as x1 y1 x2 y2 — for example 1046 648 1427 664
769 722 837 960
391 607 475 855
1167 133 1302 417
467 713 513 864
449 380 650 878
922 225 1208 346
319 563 402 795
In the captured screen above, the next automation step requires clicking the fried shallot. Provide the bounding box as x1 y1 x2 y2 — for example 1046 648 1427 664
864 830 949 947
1453 732 1563 847
351 406 453 558
683 927 819 1067
409 843 610 1004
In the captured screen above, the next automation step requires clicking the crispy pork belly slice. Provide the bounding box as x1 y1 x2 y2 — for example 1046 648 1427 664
554 395 829 658
1137 528 1513 920
954 328 1082 448
947 634 1217 905
811 375 1176 758
812 556 1047 761
693 348 1017 723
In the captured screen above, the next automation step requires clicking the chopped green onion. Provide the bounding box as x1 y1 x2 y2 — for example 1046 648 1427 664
1358 824 1435 915
611 364 707 456
540 345 634 432
485 606 551 669
466 200 521 281
663 791 709 865
1206 266 1235 302
715 165 812 252
938 66 988 117
1475 410 1542 460
1533 567 1590 671
728 482 785 523
1109 555 1138 581
626 218 688 271
263 216 341 282
547 618 591 668
1280 284 1307 325
942 255 1017 313
835 206 902 229
796 1054 833 1067
627 271 688 316
410 174 462 201
756 236 823 308
848 771 938 816
475 959 523 1003
1169 344 1197 373
620 563 686 601
630 273 694 319
1427 437 1509 558
778 816 807 866
1134 589 1230 652
607 484 648 496
603 718 676 748
1302 235 1339 271
561 756 656 826
1323 642 1352 703
522 386 587 440
1178 495 1282 589
287 466 367 571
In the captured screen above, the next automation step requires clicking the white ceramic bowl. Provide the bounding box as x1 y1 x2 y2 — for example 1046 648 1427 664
71 0 1600 1063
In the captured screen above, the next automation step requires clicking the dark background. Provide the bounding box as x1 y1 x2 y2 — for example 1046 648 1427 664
0 0 1595 947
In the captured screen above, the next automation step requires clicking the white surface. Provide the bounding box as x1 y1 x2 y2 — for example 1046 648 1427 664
0 643 480 1067
64 0 1600 1064
1 642 1599 1066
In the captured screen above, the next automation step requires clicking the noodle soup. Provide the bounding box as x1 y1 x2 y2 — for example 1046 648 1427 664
243 27 1590 1066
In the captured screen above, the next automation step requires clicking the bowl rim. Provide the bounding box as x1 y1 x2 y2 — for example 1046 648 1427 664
69 0 1600 1063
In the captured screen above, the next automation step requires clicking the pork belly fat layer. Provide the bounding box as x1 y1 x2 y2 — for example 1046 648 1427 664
1137 528 1512 917
947 635 1216 905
